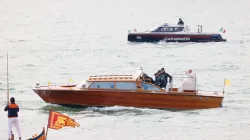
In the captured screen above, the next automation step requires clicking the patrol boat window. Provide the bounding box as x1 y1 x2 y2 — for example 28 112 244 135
116 82 137 90
160 27 169 32
90 82 115 89
174 27 184 32
154 27 184 32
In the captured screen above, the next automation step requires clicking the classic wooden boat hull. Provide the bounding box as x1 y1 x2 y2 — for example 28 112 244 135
33 89 223 109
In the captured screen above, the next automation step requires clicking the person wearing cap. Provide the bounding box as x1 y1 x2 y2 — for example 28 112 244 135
142 73 154 84
159 68 172 89
4 97 22 140
178 18 184 25
154 70 162 86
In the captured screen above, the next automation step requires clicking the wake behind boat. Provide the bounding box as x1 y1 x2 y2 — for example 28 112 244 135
32 68 229 109
127 22 227 43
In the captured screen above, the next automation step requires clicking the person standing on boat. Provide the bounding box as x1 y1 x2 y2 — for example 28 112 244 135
178 18 184 25
4 97 22 140
185 69 195 82
154 70 162 86
178 69 196 92
159 68 172 89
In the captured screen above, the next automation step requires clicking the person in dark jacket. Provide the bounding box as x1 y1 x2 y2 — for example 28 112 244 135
4 97 22 140
142 73 154 84
159 68 172 89
154 70 162 87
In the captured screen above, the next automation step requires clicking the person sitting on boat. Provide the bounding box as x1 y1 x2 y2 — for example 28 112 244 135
142 73 154 84
178 18 184 25
178 69 196 92
159 68 172 89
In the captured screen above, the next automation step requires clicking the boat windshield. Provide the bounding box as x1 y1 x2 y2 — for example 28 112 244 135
76 80 93 88
132 68 143 80
149 23 187 32
148 23 164 32
150 26 160 32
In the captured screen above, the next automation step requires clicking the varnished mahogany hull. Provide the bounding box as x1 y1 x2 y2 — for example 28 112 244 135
33 89 223 109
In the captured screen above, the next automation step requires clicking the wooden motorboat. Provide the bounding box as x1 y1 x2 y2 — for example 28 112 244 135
32 69 225 109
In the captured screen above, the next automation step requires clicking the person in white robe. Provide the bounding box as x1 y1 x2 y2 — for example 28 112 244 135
178 69 196 92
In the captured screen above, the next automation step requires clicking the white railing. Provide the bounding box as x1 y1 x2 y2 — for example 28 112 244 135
170 74 197 92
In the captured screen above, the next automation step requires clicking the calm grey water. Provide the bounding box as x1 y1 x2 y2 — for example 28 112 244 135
1 0 250 139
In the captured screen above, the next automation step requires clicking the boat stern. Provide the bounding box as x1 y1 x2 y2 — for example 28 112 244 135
211 33 227 42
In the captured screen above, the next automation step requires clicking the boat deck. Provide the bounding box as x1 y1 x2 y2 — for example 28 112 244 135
197 91 224 97
35 85 224 98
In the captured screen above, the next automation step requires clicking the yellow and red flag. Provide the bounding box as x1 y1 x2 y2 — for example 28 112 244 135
47 110 80 130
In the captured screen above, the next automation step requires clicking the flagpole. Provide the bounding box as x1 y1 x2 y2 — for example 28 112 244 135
7 53 9 104
222 78 225 95
45 109 51 140
7 53 13 139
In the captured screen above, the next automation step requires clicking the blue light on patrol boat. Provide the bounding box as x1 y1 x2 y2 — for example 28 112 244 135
163 23 169 26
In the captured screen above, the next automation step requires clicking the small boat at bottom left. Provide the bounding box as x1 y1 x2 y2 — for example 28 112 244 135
10 127 45 140
26 127 46 140
11 110 80 140
4 54 79 140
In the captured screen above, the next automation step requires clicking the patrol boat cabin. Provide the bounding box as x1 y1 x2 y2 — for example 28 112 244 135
149 23 187 33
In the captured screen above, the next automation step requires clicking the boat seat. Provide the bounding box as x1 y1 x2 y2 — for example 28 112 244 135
169 88 178 92
182 81 195 90
183 90 196 92
178 81 195 92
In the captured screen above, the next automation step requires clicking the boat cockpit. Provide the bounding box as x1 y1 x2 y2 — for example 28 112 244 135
76 69 164 92
76 69 197 94
150 23 190 33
